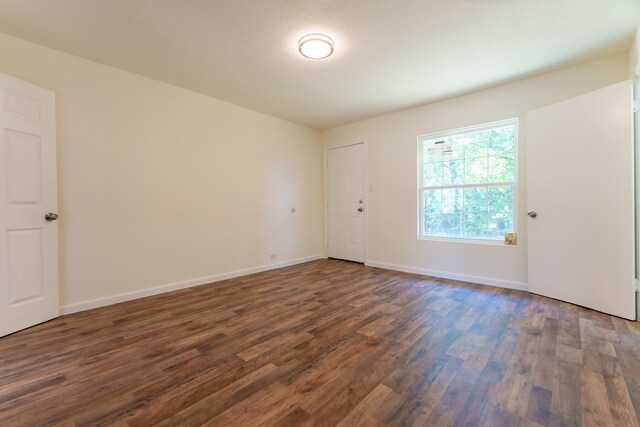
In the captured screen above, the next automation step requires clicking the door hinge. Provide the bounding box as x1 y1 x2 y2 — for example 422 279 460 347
635 278 639 291
633 99 639 113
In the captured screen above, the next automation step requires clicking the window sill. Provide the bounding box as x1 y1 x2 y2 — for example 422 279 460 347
418 236 516 246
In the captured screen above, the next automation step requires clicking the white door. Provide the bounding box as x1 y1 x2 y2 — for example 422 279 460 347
0 72 58 336
527 80 635 320
328 144 365 262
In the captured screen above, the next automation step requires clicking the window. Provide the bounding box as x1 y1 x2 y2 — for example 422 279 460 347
418 119 517 242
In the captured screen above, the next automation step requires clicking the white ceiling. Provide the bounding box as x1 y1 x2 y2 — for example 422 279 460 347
0 1 638 130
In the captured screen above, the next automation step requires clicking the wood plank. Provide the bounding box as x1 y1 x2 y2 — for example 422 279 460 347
580 369 614 426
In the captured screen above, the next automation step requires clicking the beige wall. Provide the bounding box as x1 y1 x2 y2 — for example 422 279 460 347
0 30 632 309
0 33 324 310
323 54 630 288
629 26 639 77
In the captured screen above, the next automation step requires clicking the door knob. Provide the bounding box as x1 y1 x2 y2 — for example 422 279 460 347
527 211 537 218
45 212 59 221
357 207 363 212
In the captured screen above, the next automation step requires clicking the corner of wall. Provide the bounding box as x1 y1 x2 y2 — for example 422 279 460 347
630 26 640 78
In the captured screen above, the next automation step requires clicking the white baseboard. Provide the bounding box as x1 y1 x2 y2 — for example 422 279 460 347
59 254 325 315
365 260 528 292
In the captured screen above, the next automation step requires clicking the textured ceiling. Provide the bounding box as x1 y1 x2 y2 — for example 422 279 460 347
0 0 638 130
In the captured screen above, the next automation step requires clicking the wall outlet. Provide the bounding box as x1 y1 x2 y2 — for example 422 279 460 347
269 254 277 260
504 232 517 245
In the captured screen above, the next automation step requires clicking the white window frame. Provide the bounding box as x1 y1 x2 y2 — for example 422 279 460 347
417 118 518 244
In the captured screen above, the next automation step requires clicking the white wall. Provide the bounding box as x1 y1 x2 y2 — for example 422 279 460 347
323 54 630 289
0 33 324 311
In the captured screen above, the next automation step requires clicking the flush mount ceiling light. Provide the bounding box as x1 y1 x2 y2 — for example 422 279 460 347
298 34 334 59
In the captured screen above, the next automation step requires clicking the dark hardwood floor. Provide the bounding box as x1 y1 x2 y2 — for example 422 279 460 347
1 259 639 426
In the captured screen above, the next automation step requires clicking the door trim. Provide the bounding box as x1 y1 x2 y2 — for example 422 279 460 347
325 142 368 263
632 77 640 322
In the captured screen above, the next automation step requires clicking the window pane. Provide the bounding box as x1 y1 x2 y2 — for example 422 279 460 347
441 143 464 161
463 187 487 213
487 212 513 239
488 156 514 182
464 141 488 158
424 213 442 236
442 213 462 237
487 186 513 213
463 213 487 239
424 161 442 187
441 188 463 214
423 190 441 214
468 129 491 144
464 157 488 184
443 161 464 185
489 127 516 156
425 145 442 163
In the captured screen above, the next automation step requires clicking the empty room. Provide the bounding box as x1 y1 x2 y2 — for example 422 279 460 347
1 1 640 426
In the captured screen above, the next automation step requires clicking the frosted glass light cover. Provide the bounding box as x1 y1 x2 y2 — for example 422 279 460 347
298 34 334 59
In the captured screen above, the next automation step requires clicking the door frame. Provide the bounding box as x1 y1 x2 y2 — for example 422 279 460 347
325 141 368 263
632 76 640 322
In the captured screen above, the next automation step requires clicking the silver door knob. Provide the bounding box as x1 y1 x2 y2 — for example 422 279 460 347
45 212 59 221
357 207 363 212
527 211 537 218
